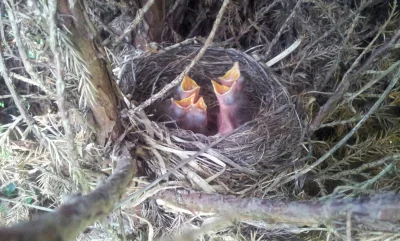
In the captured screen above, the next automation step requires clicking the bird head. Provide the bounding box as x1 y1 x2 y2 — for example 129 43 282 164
211 80 240 136
186 96 208 128
217 62 244 90
170 94 196 119
211 80 238 107
178 75 200 100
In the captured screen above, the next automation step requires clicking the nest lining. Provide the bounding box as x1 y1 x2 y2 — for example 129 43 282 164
120 46 303 193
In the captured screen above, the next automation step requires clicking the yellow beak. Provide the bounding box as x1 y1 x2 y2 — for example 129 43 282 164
170 94 196 118
178 75 200 100
218 62 243 89
211 80 237 106
211 80 239 136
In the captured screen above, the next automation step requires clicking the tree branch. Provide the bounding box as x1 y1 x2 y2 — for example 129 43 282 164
48 0 79 163
156 190 400 229
0 145 136 241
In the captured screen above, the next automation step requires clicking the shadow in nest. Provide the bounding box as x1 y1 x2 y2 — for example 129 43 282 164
120 46 304 194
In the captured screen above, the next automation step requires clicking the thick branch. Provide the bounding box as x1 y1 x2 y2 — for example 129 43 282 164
156 190 400 229
0 147 136 241
59 0 121 142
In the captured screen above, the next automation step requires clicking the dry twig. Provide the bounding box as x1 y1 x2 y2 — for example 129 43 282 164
133 0 231 113
4 1 55 96
156 190 400 230
265 0 303 58
309 27 400 131
106 0 156 46
48 0 78 163
286 65 400 185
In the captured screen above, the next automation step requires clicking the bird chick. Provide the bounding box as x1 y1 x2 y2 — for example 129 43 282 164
217 62 244 90
170 94 208 134
177 75 200 100
211 62 246 136
170 94 195 121
211 80 239 136
181 96 208 134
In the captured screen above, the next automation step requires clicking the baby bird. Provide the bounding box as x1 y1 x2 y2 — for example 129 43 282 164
169 94 194 123
211 80 238 135
217 62 244 90
181 96 208 134
170 92 208 134
212 62 245 136
177 75 200 100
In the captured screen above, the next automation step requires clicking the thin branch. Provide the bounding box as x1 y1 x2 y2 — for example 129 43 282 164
284 65 400 186
309 28 400 132
107 0 156 47
265 0 303 58
0 197 54 213
0 2 14 57
299 0 378 63
156 190 400 228
4 1 55 96
0 49 35 127
318 11 361 90
0 94 47 100
9 72 45 87
48 0 78 163
317 116 364 129
352 28 400 77
317 154 400 181
0 145 136 241
163 37 198 51
133 0 231 113
348 61 400 102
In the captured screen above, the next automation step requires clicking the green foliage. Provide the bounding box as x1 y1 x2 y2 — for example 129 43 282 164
0 148 10 160
2 183 17 197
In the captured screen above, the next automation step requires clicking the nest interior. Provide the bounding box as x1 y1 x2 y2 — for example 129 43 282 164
120 46 303 194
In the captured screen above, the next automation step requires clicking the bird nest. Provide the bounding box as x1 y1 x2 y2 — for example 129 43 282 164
119 46 303 194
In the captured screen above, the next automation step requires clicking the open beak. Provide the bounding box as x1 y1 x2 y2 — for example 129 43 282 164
170 93 208 133
218 62 243 90
211 80 238 106
185 96 208 128
211 80 238 135
170 94 195 119
178 75 200 100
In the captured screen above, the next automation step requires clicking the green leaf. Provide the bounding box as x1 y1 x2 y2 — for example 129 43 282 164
26 197 33 204
27 50 36 59
2 183 17 197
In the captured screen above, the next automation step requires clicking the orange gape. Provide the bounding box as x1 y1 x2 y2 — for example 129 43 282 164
169 62 244 136
212 62 244 136
178 75 200 100
170 77 208 134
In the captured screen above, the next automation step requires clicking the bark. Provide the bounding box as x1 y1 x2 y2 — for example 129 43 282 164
141 0 165 43
0 147 137 241
134 0 165 50
58 0 122 144
156 190 400 231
